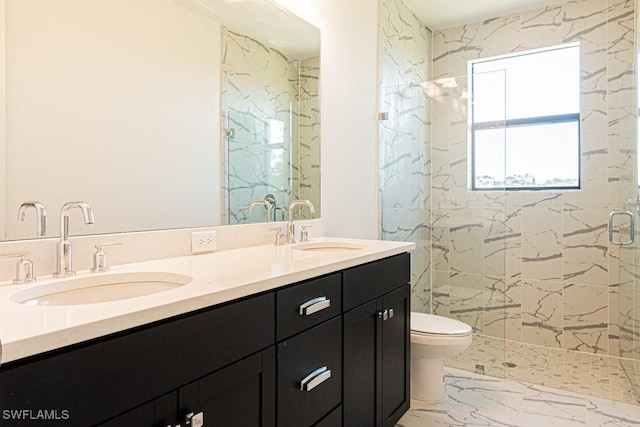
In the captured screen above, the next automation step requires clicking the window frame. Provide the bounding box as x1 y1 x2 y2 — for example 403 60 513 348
469 43 581 192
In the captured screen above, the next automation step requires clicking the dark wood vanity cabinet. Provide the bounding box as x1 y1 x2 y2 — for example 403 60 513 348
100 348 277 427
177 348 276 427
343 253 411 427
98 391 180 427
276 273 343 426
0 293 276 427
277 317 342 426
0 253 410 427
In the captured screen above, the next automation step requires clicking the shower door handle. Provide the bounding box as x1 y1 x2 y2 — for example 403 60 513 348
609 211 635 245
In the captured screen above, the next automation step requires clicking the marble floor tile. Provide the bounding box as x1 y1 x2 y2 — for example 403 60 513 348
586 397 640 426
444 334 640 406
397 368 640 427
516 385 587 426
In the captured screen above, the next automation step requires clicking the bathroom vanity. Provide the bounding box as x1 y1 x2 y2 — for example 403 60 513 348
0 239 412 426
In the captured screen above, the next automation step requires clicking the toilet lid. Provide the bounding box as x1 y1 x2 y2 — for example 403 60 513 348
411 312 472 336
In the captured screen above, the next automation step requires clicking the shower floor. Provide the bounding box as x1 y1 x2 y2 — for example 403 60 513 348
445 334 640 406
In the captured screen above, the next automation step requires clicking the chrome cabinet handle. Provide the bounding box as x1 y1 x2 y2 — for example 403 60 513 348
299 366 331 391
185 411 203 427
378 308 395 321
299 296 330 315
609 211 635 245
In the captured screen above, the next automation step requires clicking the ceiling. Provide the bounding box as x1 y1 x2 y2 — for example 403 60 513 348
404 0 569 30
171 0 320 58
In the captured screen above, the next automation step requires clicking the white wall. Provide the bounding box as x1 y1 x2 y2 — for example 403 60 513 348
0 1 5 240
273 0 380 239
4 0 221 239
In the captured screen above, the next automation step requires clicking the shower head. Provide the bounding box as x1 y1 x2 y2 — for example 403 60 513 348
410 81 440 98
435 77 457 88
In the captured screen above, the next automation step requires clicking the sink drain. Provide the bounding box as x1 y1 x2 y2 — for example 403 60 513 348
502 362 517 368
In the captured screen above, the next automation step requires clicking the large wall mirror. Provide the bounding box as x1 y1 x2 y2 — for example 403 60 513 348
0 0 320 241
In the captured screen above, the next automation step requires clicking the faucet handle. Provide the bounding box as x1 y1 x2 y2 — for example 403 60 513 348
91 243 123 273
268 227 285 246
300 225 313 242
0 251 36 284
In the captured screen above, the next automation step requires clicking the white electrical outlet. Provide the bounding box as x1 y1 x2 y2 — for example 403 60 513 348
191 231 217 253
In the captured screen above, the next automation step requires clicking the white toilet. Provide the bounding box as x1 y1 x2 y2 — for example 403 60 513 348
410 312 473 403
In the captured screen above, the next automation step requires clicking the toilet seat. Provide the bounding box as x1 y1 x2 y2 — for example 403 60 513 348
411 313 472 337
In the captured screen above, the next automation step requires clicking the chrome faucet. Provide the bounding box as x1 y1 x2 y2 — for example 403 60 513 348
286 200 315 243
18 201 47 238
264 194 277 222
53 202 94 278
249 199 273 222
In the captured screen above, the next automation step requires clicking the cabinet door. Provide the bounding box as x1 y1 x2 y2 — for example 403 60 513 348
381 284 410 427
99 392 178 427
99 401 155 427
343 284 410 427
178 348 276 427
343 299 378 426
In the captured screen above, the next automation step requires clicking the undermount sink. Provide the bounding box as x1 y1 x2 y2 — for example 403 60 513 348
10 272 192 306
291 241 369 252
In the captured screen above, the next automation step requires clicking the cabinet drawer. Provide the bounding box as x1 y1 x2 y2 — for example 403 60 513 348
278 317 342 427
343 253 410 311
277 273 341 340
315 405 342 427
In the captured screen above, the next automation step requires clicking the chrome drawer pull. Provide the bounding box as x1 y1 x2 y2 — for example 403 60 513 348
299 296 330 316
299 366 331 391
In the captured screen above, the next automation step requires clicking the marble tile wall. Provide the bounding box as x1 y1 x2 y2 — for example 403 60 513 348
431 0 637 357
293 56 321 219
378 0 432 312
221 29 320 224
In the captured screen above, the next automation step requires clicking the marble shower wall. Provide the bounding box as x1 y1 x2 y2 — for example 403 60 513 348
378 0 432 312
222 28 320 224
431 0 636 357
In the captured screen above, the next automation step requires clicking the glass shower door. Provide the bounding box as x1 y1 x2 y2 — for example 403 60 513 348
377 69 509 379
615 63 640 399
223 110 292 224
437 70 508 378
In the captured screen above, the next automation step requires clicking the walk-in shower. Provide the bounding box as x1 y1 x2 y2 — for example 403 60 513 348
380 69 640 404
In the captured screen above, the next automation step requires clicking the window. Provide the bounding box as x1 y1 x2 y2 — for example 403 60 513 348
470 44 580 190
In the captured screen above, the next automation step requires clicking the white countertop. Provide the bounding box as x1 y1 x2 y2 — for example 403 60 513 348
0 237 414 364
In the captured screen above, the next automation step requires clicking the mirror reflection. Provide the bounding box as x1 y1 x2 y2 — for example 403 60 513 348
222 28 320 224
1 0 320 241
